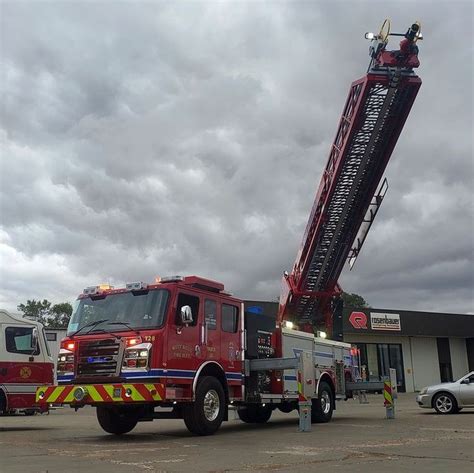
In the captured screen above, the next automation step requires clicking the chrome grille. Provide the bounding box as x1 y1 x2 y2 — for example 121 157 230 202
76 338 123 378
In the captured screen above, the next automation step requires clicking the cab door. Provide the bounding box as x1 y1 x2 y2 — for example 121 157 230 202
165 292 203 384
0 324 53 410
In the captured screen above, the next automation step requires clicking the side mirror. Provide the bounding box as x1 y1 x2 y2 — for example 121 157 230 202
31 327 38 355
180 305 194 325
461 378 470 385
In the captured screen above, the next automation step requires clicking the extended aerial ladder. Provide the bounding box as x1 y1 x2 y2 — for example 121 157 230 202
278 20 423 335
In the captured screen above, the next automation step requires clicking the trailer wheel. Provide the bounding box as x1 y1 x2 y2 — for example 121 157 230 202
311 381 334 423
96 406 139 435
183 376 225 436
237 404 273 423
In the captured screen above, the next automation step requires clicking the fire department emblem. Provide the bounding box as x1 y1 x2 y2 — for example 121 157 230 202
20 366 32 379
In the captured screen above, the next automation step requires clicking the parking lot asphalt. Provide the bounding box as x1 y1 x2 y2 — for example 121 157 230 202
1 393 473 473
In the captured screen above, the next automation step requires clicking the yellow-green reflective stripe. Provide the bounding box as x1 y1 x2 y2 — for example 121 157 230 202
123 384 145 401
103 385 116 398
87 386 102 402
48 387 65 403
145 384 160 400
63 389 75 403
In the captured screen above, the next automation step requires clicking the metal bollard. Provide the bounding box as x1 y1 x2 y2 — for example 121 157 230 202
297 351 313 432
298 400 312 432
384 379 395 419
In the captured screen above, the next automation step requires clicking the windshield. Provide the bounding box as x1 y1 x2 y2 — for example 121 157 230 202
67 289 169 336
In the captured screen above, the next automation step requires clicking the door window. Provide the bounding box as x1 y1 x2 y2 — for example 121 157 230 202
5 327 40 355
176 293 200 326
222 304 239 333
204 299 217 330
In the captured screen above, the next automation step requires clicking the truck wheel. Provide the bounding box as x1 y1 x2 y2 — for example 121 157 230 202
96 406 139 435
183 376 225 436
278 401 296 414
237 404 273 423
311 381 334 423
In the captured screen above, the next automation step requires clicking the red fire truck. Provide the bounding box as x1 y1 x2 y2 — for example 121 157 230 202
36 20 422 435
0 310 54 415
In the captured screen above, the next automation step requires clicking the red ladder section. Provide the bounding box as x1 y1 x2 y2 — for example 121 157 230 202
278 22 422 334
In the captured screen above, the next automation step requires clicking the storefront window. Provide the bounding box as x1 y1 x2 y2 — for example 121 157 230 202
354 342 405 392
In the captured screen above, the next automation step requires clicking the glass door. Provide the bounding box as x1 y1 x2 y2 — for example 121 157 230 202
377 343 405 392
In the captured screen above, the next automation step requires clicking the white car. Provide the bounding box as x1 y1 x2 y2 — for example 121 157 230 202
416 371 474 414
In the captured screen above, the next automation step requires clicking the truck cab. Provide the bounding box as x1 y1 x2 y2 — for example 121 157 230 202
41 276 244 435
0 309 53 415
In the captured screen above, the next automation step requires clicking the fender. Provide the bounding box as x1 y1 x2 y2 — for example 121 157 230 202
316 371 335 395
192 361 227 396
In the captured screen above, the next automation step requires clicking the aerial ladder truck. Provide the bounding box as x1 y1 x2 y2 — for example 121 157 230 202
36 21 423 435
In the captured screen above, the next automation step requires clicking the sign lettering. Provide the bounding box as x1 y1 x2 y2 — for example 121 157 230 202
370 312 401 331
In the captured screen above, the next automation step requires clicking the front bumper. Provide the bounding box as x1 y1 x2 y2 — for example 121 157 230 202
36 383 165 405
416 393 432 408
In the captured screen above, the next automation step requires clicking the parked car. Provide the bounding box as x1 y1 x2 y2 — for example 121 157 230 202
416 371 474 414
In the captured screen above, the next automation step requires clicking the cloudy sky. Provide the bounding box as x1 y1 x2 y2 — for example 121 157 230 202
1 1 472 315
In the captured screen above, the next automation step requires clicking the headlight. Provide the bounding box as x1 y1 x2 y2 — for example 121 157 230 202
122 342 151 370
57 349 74 374
419 387 428 395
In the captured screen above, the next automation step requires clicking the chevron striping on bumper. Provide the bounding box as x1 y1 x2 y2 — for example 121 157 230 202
36 383 165 404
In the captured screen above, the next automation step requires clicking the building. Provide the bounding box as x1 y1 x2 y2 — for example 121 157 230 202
339 308 474 392
244 301 474 393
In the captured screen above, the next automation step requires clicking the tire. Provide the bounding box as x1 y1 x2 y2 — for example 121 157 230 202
433 392 459 415
278 402 295 414
183 376 225 436
96 406 139 435
311 381 334 423
237 404 273 424
23 409 36 416
0 391 6 415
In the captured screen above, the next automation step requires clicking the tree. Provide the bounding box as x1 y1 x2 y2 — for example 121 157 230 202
17 299 73 328
49 303 73 329
341 292 370 309
17 299 51 325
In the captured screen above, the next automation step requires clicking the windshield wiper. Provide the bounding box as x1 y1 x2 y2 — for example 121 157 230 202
108 322 141 336
87 327 121 340
70 319 109 338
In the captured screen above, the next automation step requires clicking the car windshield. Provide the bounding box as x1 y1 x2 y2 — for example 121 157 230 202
458 372 474 382
67 289 169 336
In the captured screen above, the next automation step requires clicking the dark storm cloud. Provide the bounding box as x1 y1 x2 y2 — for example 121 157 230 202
0 1 472 314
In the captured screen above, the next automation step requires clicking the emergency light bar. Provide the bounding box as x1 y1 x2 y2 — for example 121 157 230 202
83 284 114 295
158 276 184 283
126 281 148 290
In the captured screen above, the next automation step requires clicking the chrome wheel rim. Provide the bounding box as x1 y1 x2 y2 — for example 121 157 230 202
321 391 331 415
435 395 453 413
203 389 220 421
